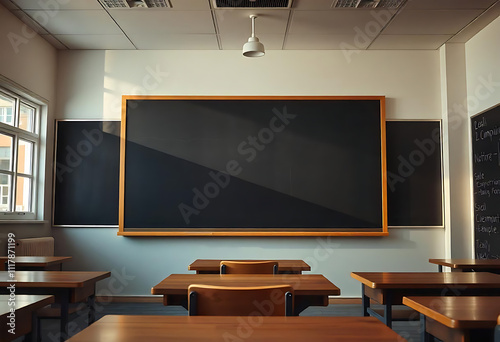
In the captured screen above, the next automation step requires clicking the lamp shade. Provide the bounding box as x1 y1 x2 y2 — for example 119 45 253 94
243 36 265 57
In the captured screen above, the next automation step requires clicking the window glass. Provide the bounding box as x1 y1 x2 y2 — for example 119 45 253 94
17 139 33 175
19 103 35 132
0 174 11 211
16 176 31 212
0 135 13 171
0 93 15 126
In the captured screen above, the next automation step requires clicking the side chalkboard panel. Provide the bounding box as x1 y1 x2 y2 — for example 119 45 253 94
386 121 443 226
471 103 500 259
120 96 387 236
53 120 120 226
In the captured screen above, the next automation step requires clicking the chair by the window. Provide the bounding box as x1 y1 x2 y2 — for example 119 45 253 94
220 260 278 274
188 284 293 316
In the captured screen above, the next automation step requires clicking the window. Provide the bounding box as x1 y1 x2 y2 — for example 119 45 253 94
0 88 39 219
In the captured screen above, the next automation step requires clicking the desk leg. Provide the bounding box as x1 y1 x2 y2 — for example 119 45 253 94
60 289 70 342
361 285 369 317
420 313 431 342
27 311 38 342
88 293 96 324
438 265 442 272
383 292 392 329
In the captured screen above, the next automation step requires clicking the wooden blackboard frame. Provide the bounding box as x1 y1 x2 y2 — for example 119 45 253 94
118 96 388 237
53 120 121 227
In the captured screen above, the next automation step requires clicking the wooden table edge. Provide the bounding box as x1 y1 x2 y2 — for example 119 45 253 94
402 296 500 329
0 294 55 315
350 272 377 288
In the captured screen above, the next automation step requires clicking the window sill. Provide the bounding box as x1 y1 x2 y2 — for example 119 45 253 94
0 220 47 224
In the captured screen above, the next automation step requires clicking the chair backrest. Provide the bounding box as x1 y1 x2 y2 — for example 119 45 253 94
188 284 293 316
220 260 278 274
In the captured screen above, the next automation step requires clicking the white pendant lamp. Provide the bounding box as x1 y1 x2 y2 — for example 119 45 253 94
243 15 265 57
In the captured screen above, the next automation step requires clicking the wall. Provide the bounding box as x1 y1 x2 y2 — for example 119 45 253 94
0 4 57 243
53 48 445 297
464 16 500 257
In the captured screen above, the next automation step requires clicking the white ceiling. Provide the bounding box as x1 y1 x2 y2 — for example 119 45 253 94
1 0 499 51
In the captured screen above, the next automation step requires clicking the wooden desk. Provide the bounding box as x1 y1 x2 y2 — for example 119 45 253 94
188 259 311 274
403 296 500 342
0 295 54 342
430 258 500 273
66 315 406 342
0 256 72 271
0 271 110 342
351 272 500 328
151 273 340 315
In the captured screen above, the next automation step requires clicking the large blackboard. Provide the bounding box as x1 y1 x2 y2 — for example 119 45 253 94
386 121 443 227
120 96 387 236
53 120 120 226
471 103 500 259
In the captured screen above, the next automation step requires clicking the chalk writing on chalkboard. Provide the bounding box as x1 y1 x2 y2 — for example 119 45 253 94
471 103 500 259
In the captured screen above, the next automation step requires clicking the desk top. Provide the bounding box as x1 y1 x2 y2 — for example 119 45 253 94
0 255 72 266
0 271 111 288
403 296 500 329
0 294 54 316
351 272 500 289
151 274 340 296
188 259 311 272
66 315 405 342
429 259 500 269
0 256 72 266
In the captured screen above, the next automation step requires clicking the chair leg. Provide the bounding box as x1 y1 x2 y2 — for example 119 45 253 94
188 291 197 316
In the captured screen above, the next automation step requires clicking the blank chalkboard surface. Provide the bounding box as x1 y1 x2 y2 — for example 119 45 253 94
53 120 120 226
386 121 443 226
119 96 387 236
471 103 500 259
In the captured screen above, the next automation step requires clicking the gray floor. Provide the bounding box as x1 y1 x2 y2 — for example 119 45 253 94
25 302 428 341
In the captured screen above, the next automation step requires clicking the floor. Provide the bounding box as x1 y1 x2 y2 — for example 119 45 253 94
23 302 431 341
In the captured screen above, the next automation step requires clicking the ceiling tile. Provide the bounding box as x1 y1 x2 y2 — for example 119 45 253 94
292 0 335 10
170 0 211 10
404 0 497 10
369 34 452 49
23 10 122 34
450 2 500 42
40 34 68 49
128 33 219 49
284 33 369 49
54 34 136 49
215 9 289 35
289 10 394 35
220 33 285 49
111 10 215 34
11 0 103 10
383 10 484 34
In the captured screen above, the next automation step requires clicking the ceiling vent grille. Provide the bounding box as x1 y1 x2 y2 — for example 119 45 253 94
332 0 404 9
213 0 291 8
99 0 172 9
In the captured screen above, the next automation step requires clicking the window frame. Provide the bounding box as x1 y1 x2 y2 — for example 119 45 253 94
0 86 40 220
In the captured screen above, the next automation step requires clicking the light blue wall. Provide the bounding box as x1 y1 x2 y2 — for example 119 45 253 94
53 228 443 297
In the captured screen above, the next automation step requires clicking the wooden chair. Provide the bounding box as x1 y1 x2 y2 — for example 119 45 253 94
188 284 294 316
220 260 278 274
